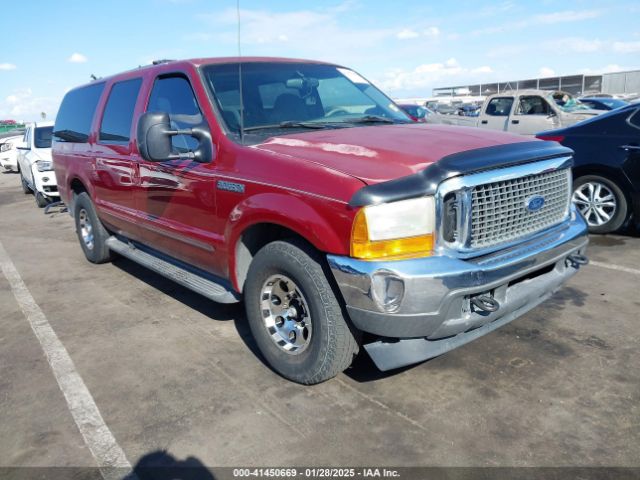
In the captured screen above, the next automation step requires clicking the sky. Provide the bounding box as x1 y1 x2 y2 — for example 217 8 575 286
1 0 639 121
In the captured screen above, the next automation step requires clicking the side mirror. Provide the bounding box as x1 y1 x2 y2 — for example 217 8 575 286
16 141 29 150
136 111 214 163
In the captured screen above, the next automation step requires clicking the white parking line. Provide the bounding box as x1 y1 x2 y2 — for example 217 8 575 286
0 239 135 480
589 260 640 276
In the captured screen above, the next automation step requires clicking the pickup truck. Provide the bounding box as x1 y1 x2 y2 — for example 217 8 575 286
427 90 601 135
52 58 589 384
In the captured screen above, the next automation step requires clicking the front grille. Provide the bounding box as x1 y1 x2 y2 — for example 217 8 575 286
469 168 570 249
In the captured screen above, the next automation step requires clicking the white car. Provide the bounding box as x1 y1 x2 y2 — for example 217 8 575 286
17 121 59 207
0 134 23 172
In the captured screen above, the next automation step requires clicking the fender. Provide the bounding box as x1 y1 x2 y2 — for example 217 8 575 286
225 192 351 291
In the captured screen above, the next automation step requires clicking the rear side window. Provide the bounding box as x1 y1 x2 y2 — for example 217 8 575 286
54 83 105 143
147 75 202 153
99 78 142 143
486 97 513 116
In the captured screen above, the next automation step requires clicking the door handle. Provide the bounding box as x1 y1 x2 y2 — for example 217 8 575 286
481 120 488 124
511 119 519 124
620 145 640 151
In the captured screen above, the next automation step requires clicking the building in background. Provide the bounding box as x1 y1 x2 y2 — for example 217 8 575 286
434 69 640 98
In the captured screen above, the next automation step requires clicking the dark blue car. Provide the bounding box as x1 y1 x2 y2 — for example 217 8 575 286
537 103 640 233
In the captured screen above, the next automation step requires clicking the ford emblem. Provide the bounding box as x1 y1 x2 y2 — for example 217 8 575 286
526 195 545 212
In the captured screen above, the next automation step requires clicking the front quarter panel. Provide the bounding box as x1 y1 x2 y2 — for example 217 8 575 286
224 191 354 290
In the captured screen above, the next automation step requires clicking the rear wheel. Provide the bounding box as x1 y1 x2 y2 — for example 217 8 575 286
572 175 628 234
73 192 112 263
244 239 359 384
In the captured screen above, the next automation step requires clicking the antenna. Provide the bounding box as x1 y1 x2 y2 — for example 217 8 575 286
237 0 245 141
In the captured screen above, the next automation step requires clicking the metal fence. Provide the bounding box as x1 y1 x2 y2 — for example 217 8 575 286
434 70 640 97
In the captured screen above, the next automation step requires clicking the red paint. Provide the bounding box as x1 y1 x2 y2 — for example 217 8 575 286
53 58 532 291
536 134 565 143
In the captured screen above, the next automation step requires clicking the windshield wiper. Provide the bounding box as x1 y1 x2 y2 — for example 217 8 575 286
343 115 397 124
243 121 348 132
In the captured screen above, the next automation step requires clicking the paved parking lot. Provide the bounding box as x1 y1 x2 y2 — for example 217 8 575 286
0 170 639 475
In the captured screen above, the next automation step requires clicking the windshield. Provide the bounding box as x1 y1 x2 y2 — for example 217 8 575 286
550 92 590 113
34 126 53 148
201 62 409 136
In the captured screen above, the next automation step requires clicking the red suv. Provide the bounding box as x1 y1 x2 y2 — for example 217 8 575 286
53 58 589 384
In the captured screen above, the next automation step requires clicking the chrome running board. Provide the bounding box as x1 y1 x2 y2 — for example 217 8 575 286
106 236 240 304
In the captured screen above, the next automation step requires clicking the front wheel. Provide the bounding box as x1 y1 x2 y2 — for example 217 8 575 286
244 239 359 384
20 170 31 194
35 191 49 208
572 175 628 234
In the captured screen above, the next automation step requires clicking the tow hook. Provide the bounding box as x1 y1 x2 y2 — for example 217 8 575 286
566 253 589 269
470 295 500 313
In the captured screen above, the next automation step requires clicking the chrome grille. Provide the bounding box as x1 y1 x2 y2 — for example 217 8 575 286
470 168 571 249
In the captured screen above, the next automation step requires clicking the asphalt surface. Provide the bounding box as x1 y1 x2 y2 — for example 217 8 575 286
0 170 638 474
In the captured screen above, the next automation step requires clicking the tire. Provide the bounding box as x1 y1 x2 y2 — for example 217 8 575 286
244 239 359 384
20 170 32 194
73 192 112 264
35 191 49 208
572 175 629 234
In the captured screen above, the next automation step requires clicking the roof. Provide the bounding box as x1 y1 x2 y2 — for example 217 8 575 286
491 89 568 96
67 56 340 93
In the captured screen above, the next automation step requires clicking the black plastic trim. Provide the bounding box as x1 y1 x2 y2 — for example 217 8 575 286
348 141 574 208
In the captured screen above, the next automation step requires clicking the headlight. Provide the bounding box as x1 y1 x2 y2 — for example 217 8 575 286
0 143 12 152
351 196 436 260
36 160 53 172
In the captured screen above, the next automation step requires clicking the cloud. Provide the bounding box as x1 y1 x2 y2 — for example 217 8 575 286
397 29 419 40
549 37 603 53
397 26 439 40
376 58 494 95
194 5 395 65
612 41 640 53
0 63 17 71
472 66 493 74
472 9 601 35
539 67 555 77
68 53 88 63
533 9 601 24
0 88 60 122
423 26 440 37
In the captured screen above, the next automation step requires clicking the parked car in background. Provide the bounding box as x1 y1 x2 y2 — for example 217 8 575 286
537 103 640 233
397 104 431 122
0 134 23 172
16 121 59 207
53 57 588 384
578 97 629 111
457 104 481 116
427 90 601 135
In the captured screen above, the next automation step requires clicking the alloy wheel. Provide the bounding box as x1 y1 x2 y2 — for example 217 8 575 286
260 274 312 355
572 181 617 227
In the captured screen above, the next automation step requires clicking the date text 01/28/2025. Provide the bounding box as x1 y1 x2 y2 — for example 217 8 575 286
232 468 400 478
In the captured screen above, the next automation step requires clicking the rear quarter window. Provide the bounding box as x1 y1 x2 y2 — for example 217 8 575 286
99 78 142 143
629 108 640 130
54 83 105 143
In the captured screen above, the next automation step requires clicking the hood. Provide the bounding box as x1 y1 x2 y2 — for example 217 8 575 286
563 109 601 119
32 148 52 162
253 123 532 185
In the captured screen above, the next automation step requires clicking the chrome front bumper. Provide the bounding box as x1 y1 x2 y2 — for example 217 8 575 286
327 208 589 370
